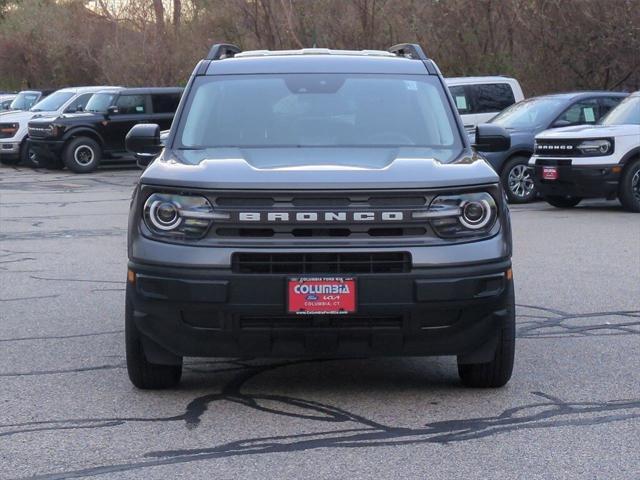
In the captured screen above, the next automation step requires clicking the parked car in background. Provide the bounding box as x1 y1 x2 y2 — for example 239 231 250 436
0 94 16 111
3 90 54 113
446 76 524 132
28 87 183 173
530 91 640 212
478 91 627 203
0 86 114 166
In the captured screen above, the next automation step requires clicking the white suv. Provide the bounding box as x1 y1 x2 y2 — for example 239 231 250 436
0 86 113 167
446 76 524 132
530 91 640 212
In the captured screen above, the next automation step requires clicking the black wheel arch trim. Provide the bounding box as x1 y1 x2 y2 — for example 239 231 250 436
62 127 105 147
620 147 640 165
501 151 533 173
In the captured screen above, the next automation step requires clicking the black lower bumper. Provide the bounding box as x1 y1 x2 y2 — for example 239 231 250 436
27 138 64 160
127 259 514 361
534 162 620 198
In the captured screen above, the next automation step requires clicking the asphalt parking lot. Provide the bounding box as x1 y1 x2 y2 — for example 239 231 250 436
1 164 639 480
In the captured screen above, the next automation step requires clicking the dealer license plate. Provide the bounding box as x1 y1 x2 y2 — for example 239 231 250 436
542 166 559 180
287 277 356 315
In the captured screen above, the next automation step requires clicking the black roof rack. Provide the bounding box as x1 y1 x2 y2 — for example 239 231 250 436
388 43 428 60
206 43 242 60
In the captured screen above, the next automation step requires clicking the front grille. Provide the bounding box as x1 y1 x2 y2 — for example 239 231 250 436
232 252 411 274
27 126 50 138
207 190 435 240
535 139 581 156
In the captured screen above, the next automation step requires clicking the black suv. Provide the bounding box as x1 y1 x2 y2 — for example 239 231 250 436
124 44 515 390
27 87 183 172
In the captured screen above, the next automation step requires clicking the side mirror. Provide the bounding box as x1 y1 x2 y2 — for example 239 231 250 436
106 105 119 116
126 123 162 168
474 124 511 152
552 119 571 128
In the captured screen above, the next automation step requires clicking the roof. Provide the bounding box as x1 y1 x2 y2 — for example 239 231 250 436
56 86 121 94
206 54 429 75
536 91 628 100
95 87 183 95
445 76 518 84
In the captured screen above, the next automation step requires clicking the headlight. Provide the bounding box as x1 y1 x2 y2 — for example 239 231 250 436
0 123 19 138
577 139 612 156
420 192 498 238
143 193 226 238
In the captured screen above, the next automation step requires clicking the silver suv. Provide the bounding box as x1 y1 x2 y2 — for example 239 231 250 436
124 44 514 389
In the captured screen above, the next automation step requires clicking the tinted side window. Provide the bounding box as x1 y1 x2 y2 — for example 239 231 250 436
115 95 146 114
556 98 599 125
449 85 472 114
65 93 93 113
471 84 515 113
151 93 181 114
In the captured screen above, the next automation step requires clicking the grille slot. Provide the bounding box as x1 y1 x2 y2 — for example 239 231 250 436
232 252 411 274
239 315 403 330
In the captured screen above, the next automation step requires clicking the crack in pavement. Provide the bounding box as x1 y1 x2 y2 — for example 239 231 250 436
0 329 123 343
29 275 124 285
516 304 640 338
0 229 126 241
0 294 59 302
8 357 640 480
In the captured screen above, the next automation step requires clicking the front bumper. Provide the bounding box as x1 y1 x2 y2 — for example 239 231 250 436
0 140 20 160
27 138 65 160
532 158 621 198
127 258 513 361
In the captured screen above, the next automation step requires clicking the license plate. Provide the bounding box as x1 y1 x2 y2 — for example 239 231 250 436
288 277 356 315
542 166 559 180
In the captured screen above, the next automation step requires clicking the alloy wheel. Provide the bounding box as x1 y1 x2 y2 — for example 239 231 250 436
508 164 535 199
74 145 95 166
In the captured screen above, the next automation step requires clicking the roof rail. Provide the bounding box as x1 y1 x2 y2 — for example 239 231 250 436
206 43 242 61
388 43 428 60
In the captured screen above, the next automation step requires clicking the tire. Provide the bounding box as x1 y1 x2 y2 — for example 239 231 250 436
501 156 536 203
125 296 182 389
63 136 102 173
20 141 43 168
458 288 515 388
618 159 640 212
544 195 582 209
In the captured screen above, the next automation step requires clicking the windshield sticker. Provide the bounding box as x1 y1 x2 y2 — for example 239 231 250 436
404 80 418 91
455 96 468 110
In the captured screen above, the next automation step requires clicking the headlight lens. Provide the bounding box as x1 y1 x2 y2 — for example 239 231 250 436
577 139 612 155
143 193 221 238
0 123 19 138
425 192 498 238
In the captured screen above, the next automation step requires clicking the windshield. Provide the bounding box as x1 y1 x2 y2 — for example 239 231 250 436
600 95 640 125
85 93 116 113
491 97 566 129
30 91 74 112
10 92 40 111
177 74 462 162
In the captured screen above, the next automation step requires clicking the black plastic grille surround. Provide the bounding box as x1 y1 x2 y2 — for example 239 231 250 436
232 252 411 274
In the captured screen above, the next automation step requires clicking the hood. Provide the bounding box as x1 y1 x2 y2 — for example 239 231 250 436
141 147 499 190
536 124 640 139
29 112 101 125
0 110 48 124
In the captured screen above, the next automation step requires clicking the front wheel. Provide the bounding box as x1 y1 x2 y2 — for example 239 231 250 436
545 195 582 209
126 297 182 389
618 159 640 212
458 289 515 388
63 137 102 173
501 156 536 203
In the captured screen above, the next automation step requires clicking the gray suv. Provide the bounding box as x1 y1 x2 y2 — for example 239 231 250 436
124 44 514 390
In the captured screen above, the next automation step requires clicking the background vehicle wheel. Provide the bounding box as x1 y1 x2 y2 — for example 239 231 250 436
618 159 640 212
20 142 42 168
63 137 102 173
126 297 182 389
544 195 582 209
458 286 515 388
501 156 536 203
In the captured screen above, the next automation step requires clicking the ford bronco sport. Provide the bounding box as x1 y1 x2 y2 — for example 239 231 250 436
124 44 514 389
